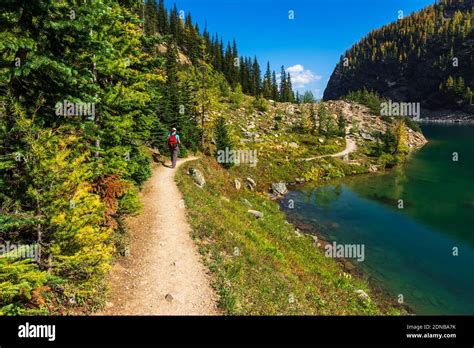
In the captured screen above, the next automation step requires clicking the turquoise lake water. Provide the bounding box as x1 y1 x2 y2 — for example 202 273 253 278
281 124 474 315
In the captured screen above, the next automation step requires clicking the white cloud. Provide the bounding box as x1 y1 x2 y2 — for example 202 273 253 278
285 64 321 88
286 64 305 73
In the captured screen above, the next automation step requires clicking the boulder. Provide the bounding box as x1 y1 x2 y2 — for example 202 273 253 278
188 168 205 188
355 289 370 302
288 142 299 149
240 198 252 208
234 179 241 190
271 182 288 196
369 165 378 173
248 209 264 219
360 132 376 141
344 261 356 271
246 177 256 191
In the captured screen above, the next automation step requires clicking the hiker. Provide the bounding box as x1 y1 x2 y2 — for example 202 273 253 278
167 127 180 168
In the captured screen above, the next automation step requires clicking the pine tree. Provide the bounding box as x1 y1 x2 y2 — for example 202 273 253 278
231 40 239 88
178 79 199 153
224 41 233 83
310 105 318 135
169 4 180 41
157 0 169 34
280 66 287 102
144 0 158 36
286 73 294 102
318 102 329 135
262 62 272 98
337 110 346 136
395 120 409 154
239 57 247 92
302 91 315 103
214 117 233 169
160 41 182 137
271 71 279 100
251 56 261 96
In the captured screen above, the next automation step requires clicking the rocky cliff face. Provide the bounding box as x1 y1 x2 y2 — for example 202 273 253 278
323 101 427 150
324 0 473 115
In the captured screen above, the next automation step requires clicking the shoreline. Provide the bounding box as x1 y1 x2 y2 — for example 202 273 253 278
418 108 474 123
280 199 414 315
418 118 474 124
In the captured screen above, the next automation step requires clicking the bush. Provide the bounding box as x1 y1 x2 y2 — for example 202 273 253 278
252 96 268 112
321 162 345 180
377 153 398 168
402 116 421 132
229 84 244 107
302 166 321 182
0 258 63 315
343 89 386 115
127 146 152 186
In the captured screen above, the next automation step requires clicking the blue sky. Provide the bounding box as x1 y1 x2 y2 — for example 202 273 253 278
166 0 435 98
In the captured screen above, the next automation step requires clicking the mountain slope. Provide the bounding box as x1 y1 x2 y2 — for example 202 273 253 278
324 0 473 113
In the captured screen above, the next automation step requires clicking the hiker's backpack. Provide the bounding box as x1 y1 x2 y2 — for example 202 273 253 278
168 134 178 148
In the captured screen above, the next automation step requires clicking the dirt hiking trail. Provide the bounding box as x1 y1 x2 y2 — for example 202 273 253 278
100 157 219 315
303 137 357 161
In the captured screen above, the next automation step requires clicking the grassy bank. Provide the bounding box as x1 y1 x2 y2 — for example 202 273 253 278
176 155 406 315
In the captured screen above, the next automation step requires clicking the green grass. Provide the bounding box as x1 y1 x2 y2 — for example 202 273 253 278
176 156 402 315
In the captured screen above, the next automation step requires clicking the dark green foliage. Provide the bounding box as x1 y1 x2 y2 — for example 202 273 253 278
0 0 167 313
301 91 316 103
402 116 422 132
162 42 181 128
252 96 268 112
318 103 331 135
343 89 387 115
370 128 398 166
279 66 289 102
310 106 317 135
337 110 346 136
262 62 273 99
214 117 233 169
